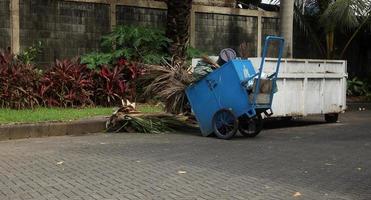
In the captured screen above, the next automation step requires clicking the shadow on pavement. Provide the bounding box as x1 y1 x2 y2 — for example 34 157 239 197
262 117 326 130
176 117 327 139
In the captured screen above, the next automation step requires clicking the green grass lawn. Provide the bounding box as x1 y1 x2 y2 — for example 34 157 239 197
0 104 163 125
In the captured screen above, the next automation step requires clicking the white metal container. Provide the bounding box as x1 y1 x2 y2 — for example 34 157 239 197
249 58 347 117
192 57 347 118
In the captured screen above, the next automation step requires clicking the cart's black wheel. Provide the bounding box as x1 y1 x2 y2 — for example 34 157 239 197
238 114 263 138
212 109 238 140
324 113 338 123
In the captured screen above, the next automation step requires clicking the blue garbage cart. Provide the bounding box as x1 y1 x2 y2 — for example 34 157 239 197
185 36 285 139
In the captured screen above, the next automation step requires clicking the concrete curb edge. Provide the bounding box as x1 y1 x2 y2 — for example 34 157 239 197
0 117 107 141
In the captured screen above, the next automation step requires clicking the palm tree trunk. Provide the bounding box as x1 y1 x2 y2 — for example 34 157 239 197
166 0 193 61
280 0 295 58
326 31 334 59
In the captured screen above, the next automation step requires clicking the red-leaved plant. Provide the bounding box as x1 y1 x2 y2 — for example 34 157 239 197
117 59 145 100
93 59 145 106
93 65 127 106
1 50 144 109
0 49 40 109
39 58 94 107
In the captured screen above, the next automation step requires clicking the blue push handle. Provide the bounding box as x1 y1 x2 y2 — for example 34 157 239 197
252 36 285 107
258 36 284 79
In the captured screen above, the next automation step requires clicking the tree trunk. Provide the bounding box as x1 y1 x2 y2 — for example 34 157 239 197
166 0 192 61
280 0 294 58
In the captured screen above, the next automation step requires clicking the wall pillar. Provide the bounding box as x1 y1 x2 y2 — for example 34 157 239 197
10 0 20 54
110 1 117 31
257 15 262 57
190 6 196 47
280 0 294 58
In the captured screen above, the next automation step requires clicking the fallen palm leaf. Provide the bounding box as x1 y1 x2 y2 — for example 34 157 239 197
141 58 195 114
106 114 189 133
106 102 190 133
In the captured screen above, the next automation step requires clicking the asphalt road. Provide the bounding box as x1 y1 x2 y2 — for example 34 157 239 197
0 110 370 200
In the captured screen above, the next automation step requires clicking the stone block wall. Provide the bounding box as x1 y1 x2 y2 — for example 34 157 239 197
0 0 10 50
154 0 236 7
116 5 167 29
193 0 236 7
19 0 110 64
3 0 279 63
195 13 258 56
262 17 280 57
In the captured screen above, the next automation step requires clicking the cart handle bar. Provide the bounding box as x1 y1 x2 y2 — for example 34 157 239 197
252 36 285 107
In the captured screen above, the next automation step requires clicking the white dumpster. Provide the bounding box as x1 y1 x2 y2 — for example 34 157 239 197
249 58 347 120
192 57 347 122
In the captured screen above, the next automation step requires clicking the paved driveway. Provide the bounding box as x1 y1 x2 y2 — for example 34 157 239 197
0 111 371 200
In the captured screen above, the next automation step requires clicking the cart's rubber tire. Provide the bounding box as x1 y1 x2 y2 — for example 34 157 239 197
238 114 263 138
325 113 338 123
212 109 238 140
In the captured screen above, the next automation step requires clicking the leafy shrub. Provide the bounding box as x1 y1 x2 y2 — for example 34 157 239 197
39 58 94 107
18 41 42 64
80 52 113 70
101 26 171 63
0 49 40 109
186 46 205 60
81 25 171 69
347 77 370 96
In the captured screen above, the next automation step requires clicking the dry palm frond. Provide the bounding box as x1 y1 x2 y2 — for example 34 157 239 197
113 115 172 133
141 58 195 114
106 99 139 130
106 113 189 133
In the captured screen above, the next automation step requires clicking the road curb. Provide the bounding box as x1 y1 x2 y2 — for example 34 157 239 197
346 102 371 111
0 117 107 141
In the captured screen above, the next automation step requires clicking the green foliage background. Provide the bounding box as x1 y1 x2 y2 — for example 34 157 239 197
81 26 172 69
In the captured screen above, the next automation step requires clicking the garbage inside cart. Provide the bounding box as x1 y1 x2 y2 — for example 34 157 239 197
193 49 237 81
185 36 285 139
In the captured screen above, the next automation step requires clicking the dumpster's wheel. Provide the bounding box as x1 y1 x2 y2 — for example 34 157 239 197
212 109 238 140
238 114 263 138
324 113 338 123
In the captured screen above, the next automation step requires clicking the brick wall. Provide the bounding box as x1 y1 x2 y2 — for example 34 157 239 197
195 13 258 55
0 0 10 50
116 5 167 29
19 0 110 64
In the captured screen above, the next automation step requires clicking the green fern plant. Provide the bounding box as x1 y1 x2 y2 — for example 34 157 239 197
82 25 171 69
17 41 43 64
347 77 369 96
81 53 114 70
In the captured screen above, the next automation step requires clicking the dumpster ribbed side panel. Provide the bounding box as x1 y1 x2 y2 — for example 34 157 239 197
249 58 347 117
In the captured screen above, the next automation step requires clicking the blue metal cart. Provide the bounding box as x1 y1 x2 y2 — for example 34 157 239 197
186 36 285 139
